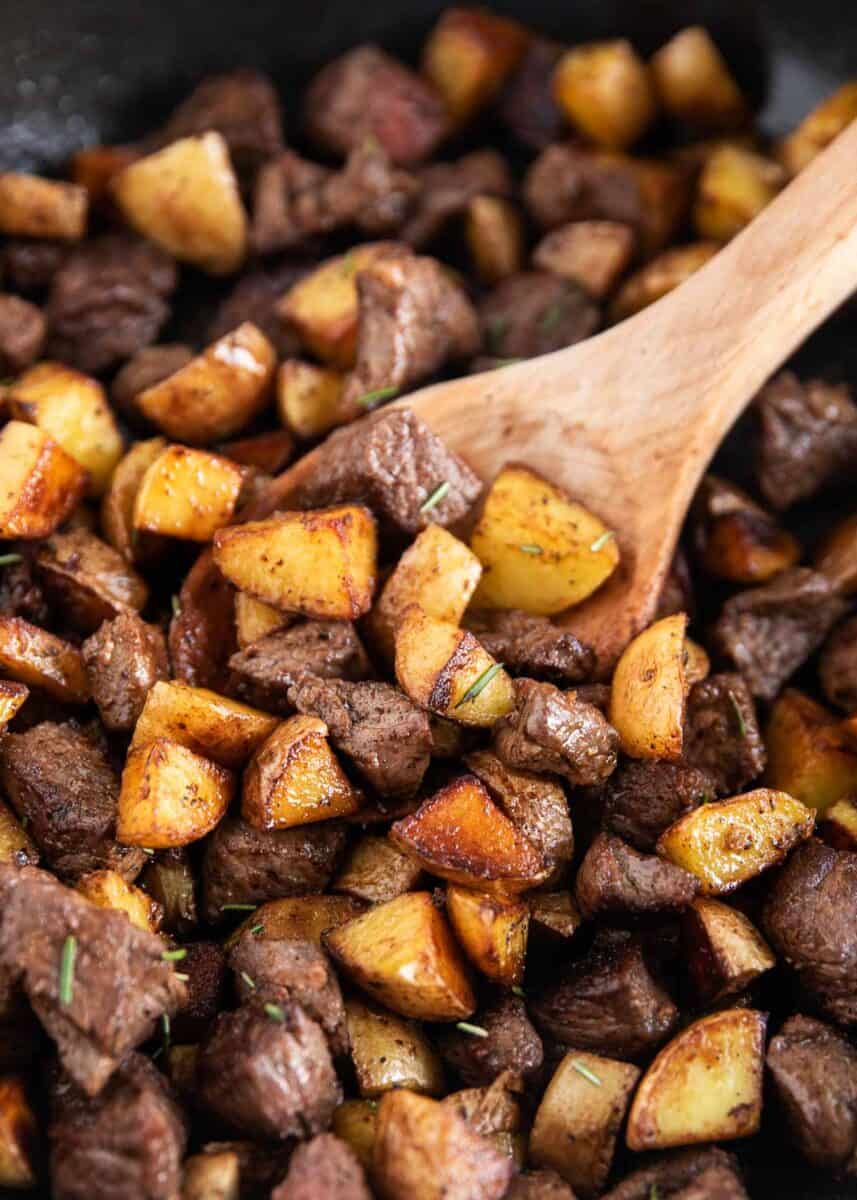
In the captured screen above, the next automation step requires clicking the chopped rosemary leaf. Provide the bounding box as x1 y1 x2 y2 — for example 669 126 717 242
357 384 398 409
487 315 509 351
518 543 543 555
171 594 181 617
141 847 155 855
511 985 526 998
174 972 189 982
419 480 450 514
455 662 505 708
728 690 747 738
265 1002 286 1023
455 1021 489 1038
0 553 23 567
222 903 257 912
59 936 77 1007
699 792 714 805
590 530 615 553
540 300 566 333
571 1058 602 1086
161 948 187 962
650 1187 659 1200
162 1012 171 1050
241 972 256 990
249 923 265 936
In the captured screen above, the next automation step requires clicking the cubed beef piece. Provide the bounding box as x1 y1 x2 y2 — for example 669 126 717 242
479 272 599 359
111 344 194 421
682 673 766 796
227 622 372 714
46 233 177 373
304 44 447 165
292 407 482 535
172 941 227 1042
436 992 543 1086
82 613 169 732
401 150 514 247
50 1053 187 1200
712 567 847 700
202 816 347 923
288 677 431 798
493 679 619 786
755 371 857 508
0 721 144 881
3 238 69 293
602 1149 748 1200
820 614 857 711
506 1172 575 1200
763 840 857 1026
466 609 595 684
655 547 695 622
498 38 565 150
576 833 698 919
272 1133 372 1200
0 866 186 1095
600 760 714 852
465 750 573 868
198 1000 341 1140
229 932 348 1055
206 261 305 358
524 144 644 232
0 554 50 624
532 933 678 1059
0 293 45 372
441 1069 522 1137
34 527 148 633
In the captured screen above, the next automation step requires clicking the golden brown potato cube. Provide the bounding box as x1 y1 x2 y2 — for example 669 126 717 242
529 890 583 941
692 474 800 584
332 1100 378 1171
76 868 163 933
465 196 524 284
465 749 574 870
610 613 688 761
8 362 123 496
553 40 657 150
276 359 347 440
137 322 275 445
234 592 290 650
214 505 377 620
390 775 547 893
764 689 857 813
35 528 148 633
0 172 87 240
683 897 775 1005
325 891 475 1021
422 7 528 125
626 1009 766 1150
242 714 361 830
182 1149 240 1200
347 996 445 1098
650 27 748 130
0 683 27 734
694 145 785 240
0 798 38 868
820 796 857 851
335 835 423 905
117 738 234 848
813 512 857 595
610 241 721 321
446 884 528 986
112 133 247 274
0 1076 37 1188
532 220 635 299
226 894 366 950
133 444 244 542
0 616 89 703
100 436 167 562
778 81 857 175
657 788 815 894
131 680 279 769
470 465 618 614
0 421 86 539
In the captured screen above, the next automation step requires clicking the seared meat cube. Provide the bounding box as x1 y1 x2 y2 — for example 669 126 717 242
465 749 573 868
206 260 305 358
498 38 565 150
0 865 186 1095
820 614 857 711
712 567 847 700
35 527 148 633
576 833 698 919
436 992 543 1086
401 149 514 248
3 237 68 294
506 1172 576 1200
0 553 50 624
50 1054 187 1200
600 760 714 852
466 609 595 684
172 941 227 1042
202 816 347 923
479 272 599 359
82 612 169 732
288 677 431 799
493 679 619 786
682 673 766 795
755 371 857 509
655 547 695 622
272 1133 372 1200
304 44 447 165
197 1000 341 1140
524 143 643 232
110 343 194 421
532 933 678 1059
763 840 857 1026
0 293 46 372
602 1148 748 1200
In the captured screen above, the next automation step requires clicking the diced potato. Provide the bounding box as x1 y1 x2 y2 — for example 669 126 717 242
325 891 475 1021
133 444 244 542
76 868 163 933
626 1009 766 1150
395 606 514 727
422 7 528 125
553 41 657 150
131 680 279 769
182 1148 240 1200
71 144 138 204
35 529 148 633
137 322 276 445
529 890 583 941
390 775 547 893
0 172 87 240
610 241 720 321
0 421 86 539
821 796 857 851
0 616 89 703
778 81 857 175
650 27 748 130
470 465 618 615
0 682 28 733
219 429 294 475
8 362 123 496
657 788 814 894
117 738 235 848
530 1051 640 1194
276 359 347 440
532 221 635 299
683 638 710 687
694 146 785 240
242 714 361 830
335 835 423 905
226 894 366 950
112 133 247 274
692 475 800 583
610 613 688 761
683 897 775 1005
446 884 529 985
813 512 857 595
765 689 857 813
465 196 524 284
0 798 38 867
139 851 197 938
346 996 445 1098
0 1076 37 1188
332 1099 378 1171
214 505 377 620
100 437 167 562
234 592 290 650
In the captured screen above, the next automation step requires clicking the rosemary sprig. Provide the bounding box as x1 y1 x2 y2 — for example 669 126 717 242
161 948 187 962
171 594 182 618
420 481 450 515
728 690 747 738
241 972 256 990
265 1003 286 1023
455 1021 489 1038
571 1059 602 1086
590 530 615 553
455 662 505 708
518 544 543 555
59 936 77 1007
221 903 258 913
249 923 265 936
0 553 22 567
357 385 399 409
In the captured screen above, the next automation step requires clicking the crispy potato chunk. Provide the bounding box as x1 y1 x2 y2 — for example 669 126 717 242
693 475 800 584
133 444 244 542
333 1100 378 1171
446 884 529 986
470 465 618 614
694 146 785 240
0 172 87 240
821 796 857 851
226 894 366 950
325 892 475 1021
117 738 235 848
764 689 857 813
347 997 445 1098
683 897 775 1004
0 682 27 734
532 220 635 299
214 505 377 620
182 1149 240 1200
234 592 290 649
76 868 163 933
0 616 88 703
553 41 657 150
626 1009 766 1150
36 529 148 633
242 714 361 830
335 835 423 905
529 890 583 942
0 421 86 539
113 133 247 274
610 242 720 321
650 27 748 130
422 7 528 125
100 436 167 562
778 81 857 175
0 1076 37 1188
814 513 857 595
610 614 688 761
276 359 346 440
0 798 38 867
465 196 524 284
657 788 814 894
131 680 279 769
137 322 275 445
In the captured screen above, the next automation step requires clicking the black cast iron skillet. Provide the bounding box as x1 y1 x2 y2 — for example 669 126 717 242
0 2 854 1197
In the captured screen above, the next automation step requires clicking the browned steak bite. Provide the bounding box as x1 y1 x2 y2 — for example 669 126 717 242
82 613 169 732
110 343 194 420
681 673 766 796
602 1148 748 1200
498 38 565 150
465 749 573 869
819 614 857 711
524 143 644 232
272 1133 373 1200
49 1053 187 1200
437 992 543 1086
35 527 148 633
0 553 50 624
206 261 306 358
3 238 69 294
0 293 46 372
228 621 372 713
599 760 713 852
576 833 698 919
467 609 595 684
479 272 599 359
0 865 186 1095
197 1000 341 1140
506 1171 576 1200
171 941 227 1042
401 149 514 247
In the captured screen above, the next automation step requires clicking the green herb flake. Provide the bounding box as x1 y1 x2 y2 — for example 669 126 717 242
455 662 505 709
162 1013 171 1051
455 1021 489 1039
518 544 543 555
571 1058 602 1086
487 315 509 352
222 903 258 913
728 690 747 738
171 594 182 618
0 553 22 567
540 300 566 334
650 1187 659 1200
141 847 155 855
511 985 526 998
265 1002 286 1023
59 936 77 1007
249 923 265 936
161 948 187 962
174 972 190 982
241 972 256 990
492 357 523 369
420 480 451 515
699 792 714 805
590 530 615 553
339 251 356 278
357 385 399 410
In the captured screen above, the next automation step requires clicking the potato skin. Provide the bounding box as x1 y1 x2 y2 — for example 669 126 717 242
610 614 687 761
553 40 657 150
276 359 346 439
0 683 28 734
693 146 784 241
76 868 164 933
445 884 529 985
131 680 279 769
0 172 87 240
133 444 244 542
101 437 167 562
0 616 89 703
0 797 38 868
0 420 87 539
226 894 366 951
764 688 857 813
778 80 857 175
346 997 445 1098
650 27 748 131
422 7 528 126
0 1075 37 1188
117 738 235 848
683 897 775 1003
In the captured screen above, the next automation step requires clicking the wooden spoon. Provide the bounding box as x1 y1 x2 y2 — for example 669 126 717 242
261 120 857 671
